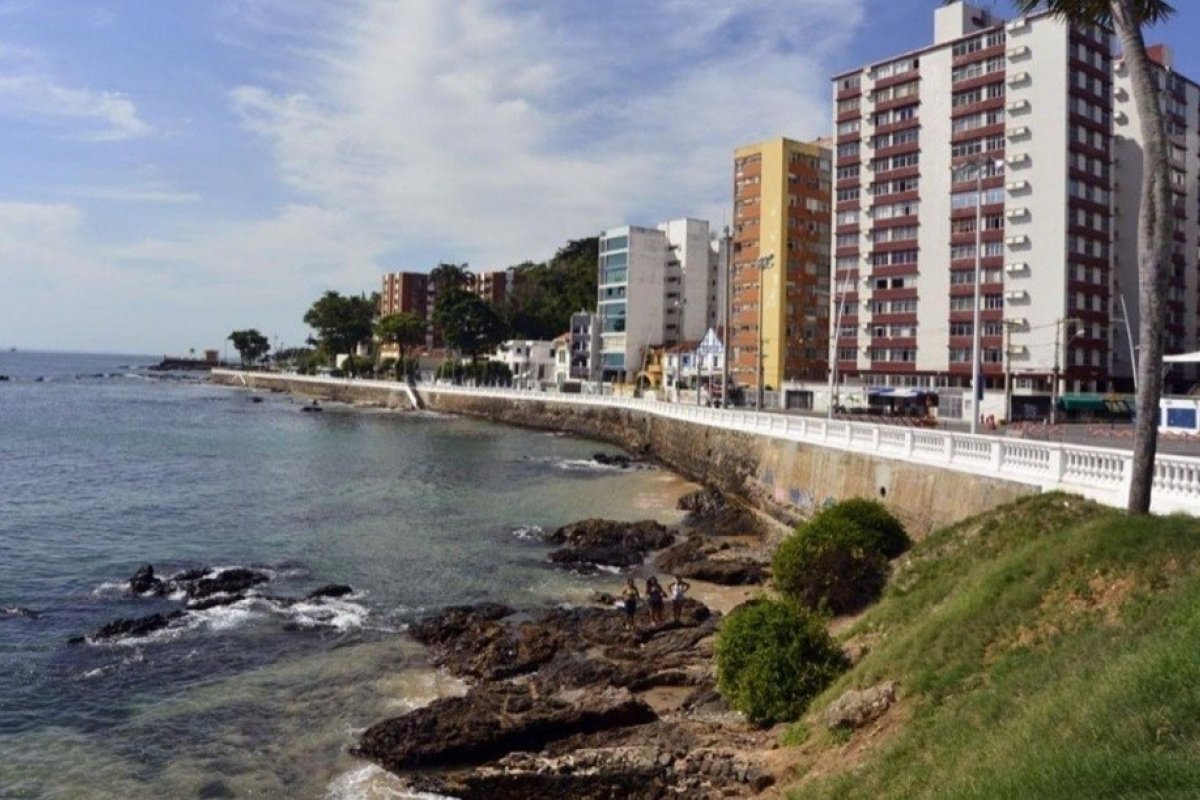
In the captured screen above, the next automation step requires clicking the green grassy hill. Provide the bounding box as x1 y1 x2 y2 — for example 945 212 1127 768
788 493 1200 799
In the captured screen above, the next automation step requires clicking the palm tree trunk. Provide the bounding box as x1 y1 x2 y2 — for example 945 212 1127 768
1112 0 1172 514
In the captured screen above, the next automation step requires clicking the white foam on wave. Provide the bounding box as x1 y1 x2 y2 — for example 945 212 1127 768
91 581 129 598
325 764 457 800
510 524 545 541
280 596 371 631
594 564 624 575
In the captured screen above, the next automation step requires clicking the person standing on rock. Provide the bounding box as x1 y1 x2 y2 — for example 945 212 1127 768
668 575 691 623
620 578 640 631
645 576 666 626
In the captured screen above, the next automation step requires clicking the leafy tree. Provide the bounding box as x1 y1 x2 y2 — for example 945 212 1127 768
303 291 377 376
500 238 599 339
989 1 1174 512
375 312 427 367
227 329 270 368
807 498 910 560
435 294 507 361
715 598 847 726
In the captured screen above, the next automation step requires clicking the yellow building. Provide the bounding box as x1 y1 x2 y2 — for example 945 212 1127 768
731 138 832 394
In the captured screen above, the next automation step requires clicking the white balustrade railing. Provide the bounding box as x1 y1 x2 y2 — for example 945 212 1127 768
212 370 1200 516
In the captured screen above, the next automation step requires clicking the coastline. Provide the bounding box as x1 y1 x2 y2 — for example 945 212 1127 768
208 378 784 797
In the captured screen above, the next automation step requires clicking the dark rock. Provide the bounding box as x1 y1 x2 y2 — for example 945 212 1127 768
674 559 764 586
355 683 656 771
545 519 674 571
250 396 264 404
129 564 165 596
306 584 353 600
408 603 514 647
172 567 211 583
184 568 270 600
546 519 673 549
592 452 642 469
677 488 726 516
90 610 185 641
197 779 236 799
655 537 765 585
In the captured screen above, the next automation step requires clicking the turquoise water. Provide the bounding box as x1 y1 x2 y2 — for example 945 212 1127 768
0 352 691 798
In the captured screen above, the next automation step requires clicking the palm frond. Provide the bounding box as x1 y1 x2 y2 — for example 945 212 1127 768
978 1 1174 27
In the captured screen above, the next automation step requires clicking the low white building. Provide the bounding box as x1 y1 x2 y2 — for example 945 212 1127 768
491 340 557 387
663 328 725 402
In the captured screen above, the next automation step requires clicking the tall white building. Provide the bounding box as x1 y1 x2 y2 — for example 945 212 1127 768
832 1 1118 420
1112 45 1200 392
597 219 721 382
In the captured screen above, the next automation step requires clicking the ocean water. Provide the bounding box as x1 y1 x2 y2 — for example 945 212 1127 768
0 351 692 799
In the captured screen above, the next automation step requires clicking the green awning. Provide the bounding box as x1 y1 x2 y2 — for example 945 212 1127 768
1060 393 1123 412
1058 395 1109 412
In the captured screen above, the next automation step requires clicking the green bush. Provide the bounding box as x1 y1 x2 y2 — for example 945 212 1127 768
773 516 889 615
810 498 910 560
715 598 847 726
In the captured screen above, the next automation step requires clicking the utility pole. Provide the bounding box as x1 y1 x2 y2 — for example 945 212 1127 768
721 226 732 408
755 254 775 411
1051 317 1083 425
970 162 984 435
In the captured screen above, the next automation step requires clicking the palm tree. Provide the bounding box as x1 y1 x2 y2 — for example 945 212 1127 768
950 0 1174 513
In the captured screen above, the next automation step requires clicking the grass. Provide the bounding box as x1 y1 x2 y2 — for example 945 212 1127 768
785 493 1200 800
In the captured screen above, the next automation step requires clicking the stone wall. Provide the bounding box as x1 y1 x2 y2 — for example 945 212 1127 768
419 393 1035 536
210 373 1036 535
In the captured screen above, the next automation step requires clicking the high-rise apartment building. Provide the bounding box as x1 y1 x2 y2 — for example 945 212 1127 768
596 218 719 382
831 1 1120 419
1112 45 1200 392
469 270 512 305
380 271 431 318
731 137 831 394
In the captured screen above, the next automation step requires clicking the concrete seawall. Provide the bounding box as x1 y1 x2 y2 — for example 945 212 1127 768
211 371 1035 534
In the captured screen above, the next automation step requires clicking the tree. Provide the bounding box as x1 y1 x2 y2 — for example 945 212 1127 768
375 312 427 367
435 294 507 362
227 329 270 368
303 291 377 376
499 238 599 339
956 1 1174 513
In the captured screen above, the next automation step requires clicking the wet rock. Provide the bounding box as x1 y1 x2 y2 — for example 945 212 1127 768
306 583 353 600
592 452 642 469
355 684 656 771
91 610 185 641
545 519 674 571
185 594 247 611
678 488 726 517
823 680 898 731
129 564 166 596
183 568 270 600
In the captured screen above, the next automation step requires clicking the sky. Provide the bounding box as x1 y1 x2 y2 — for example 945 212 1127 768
0 1 1196 356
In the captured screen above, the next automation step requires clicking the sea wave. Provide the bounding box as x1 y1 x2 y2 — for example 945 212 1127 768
509 524 545 541
325 764 456 800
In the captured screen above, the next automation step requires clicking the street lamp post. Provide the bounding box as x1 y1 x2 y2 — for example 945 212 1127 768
755 254 775 411
970 162 984 435
826 280 851 420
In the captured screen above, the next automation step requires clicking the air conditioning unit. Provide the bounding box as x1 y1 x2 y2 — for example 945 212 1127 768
1005 207 1030 219
1007 18 1030 32
1007 126 1031 138
1006 153 1031 167
1006 289 1028 301
1114 111 1129 124
1004 262 1029 274
1007 99 1031 113
1003 316 1028 327
1007 180 1031 192
1005 235 1030 246
1007 71 1031 86
1008 45 1031 58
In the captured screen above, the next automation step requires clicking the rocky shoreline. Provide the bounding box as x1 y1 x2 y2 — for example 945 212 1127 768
353 488 786 799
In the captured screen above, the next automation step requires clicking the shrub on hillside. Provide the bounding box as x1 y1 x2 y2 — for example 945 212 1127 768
773 516 889 615
810 498 911 560
715 598 847 726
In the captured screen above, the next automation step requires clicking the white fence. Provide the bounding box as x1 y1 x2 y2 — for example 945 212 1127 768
213 371 1200 516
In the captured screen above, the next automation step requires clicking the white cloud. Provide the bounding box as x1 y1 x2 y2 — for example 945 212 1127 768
0 47 152 141
228 0 863 267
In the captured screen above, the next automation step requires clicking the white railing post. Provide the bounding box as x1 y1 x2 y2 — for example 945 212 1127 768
903 430 914 458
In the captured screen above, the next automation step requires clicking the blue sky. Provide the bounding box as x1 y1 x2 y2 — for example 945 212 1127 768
0 0 1195 355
